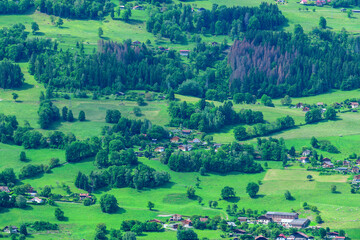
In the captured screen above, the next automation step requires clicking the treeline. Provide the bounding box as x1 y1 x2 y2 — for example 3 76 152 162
0 0 34 14
234 115 295 140
0 59 24 89
31 40 190 93
228 27 360 98
36 0 113 19
75 164 170 191
121 220 163 233
0 24 53 62
0 168 17 186
168 99 263 133
164 142 263 174
257 138 287 164
332 0 360 7
146 3 286 41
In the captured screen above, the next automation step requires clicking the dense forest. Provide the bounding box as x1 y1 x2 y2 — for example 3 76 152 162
0 0 34 14
0 59 24 89
228 27 360 97
146 3 286 41
35 0 113 19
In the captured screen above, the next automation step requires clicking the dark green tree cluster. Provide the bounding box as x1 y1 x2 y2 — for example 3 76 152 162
121 220 163 233
257 138 287 163
100 194 118 213
38 99 60 129
0 59 24 89
105 109 121 123
0 0 34 14
167 142 263 173
36 0 114 19
0 113 18 144
65 139 101 162
0 168 17 186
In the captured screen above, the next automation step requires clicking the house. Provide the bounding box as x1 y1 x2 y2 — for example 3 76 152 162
340 8 347 12
300 157 309 164
356 159 360 165
238 217 247 223
303 107 310 112
158 46 165 51
343 160 351 166
352 9 360 13
132 40 141 45
178 145 192 151
28 197 44 204
199 217 209 222
255 236 268 240
154 147 165 153
191 138 201 144
327 232 339 238
276 234 287 240
0 186 10 193
288 218 310 228
170 214 183 221
336 167 349 173
115 91 125 96
211 42 218 46
335 237 346 240
296 103 304 108
170 136 180 143
288 232 311 240
181 219 192 227
317 102 324 106
302 150 311 157
227 222 237 227
179 50 190 56
351 166 359 173
132 5 144 10
213 143 222 149
300 0 307 4
323 162 334 168
3 226 19 234
352 174 360 183
149 219 162 223
197 7 206 12
265 212 299 223
234 229 247 235
79 193 91 200
257 215 272 225
182 129 191 135
350 102 359 108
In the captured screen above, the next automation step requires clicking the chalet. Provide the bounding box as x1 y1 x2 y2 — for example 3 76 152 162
336 167 349 173
352 174 360 183
170 136 180 143
181 219 192 227
257 215 272 224
179 50 190 56
296 103 304 108
79 193 91 200
357 159 360 165
178 144 192 151
213 143 222 149
352 9 360 13
133 5 144 10
115 91 125 96
327 232 339 238
340 8 347 12
351 166 359 173
170 214 183 221
265 212 298 223
276 234 287 240
132 40 141 45
238 217 247 223
182 129 191 135
323 161 334 168
3 226 19 234
227 222 237 227
211 42 218 46
154 147 165 153
28 197 44 204
300 157 309 164
0 186 10 193
135 152 143 157
302 150 311 156
255 236 268 240
197 7 206 12
317 102 324 106
335 237 346 240
190 138 201 144
234 229 247 235
350 102 359 108
119 5 125 9
158 46 165 51
303 107 310 112
288 218 310 228
343 160 351 166
172 223 179 229
199 217 209 222
288 232 311 240
149 219 162 224
300 0 307 4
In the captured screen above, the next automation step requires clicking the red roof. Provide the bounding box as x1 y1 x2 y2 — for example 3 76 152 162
354 175 360 180
278 234 287 238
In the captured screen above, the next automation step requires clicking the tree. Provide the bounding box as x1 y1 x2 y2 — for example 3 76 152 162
67 110 74 122
137 97 145 106
16 195 27 208
95 223 107 240
98 27 103 38
319 228 327 238
319 16 327 29
246 182 259 198
123 232 137 240
12 92 18 102
20 224 28 235
133 107 142 116
331 185 337 193
147 201 154 210
307 175 313 181
41 185 52 197
131 224 143 236
20 151 26 162
100 194 118 213
234 126 248 141
56 18 64 28
31 22 39 34
177 228 199 240
221 186 236 199
55 208 65 220
316 215 323 223
289 146 296 156
311 136 319 148
284 190 293 200
324 107 336 120
122 9 131 22
281 95 292 106
78 110 86 121
62 106 68 121
212 201 218 208
186 186 196 199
